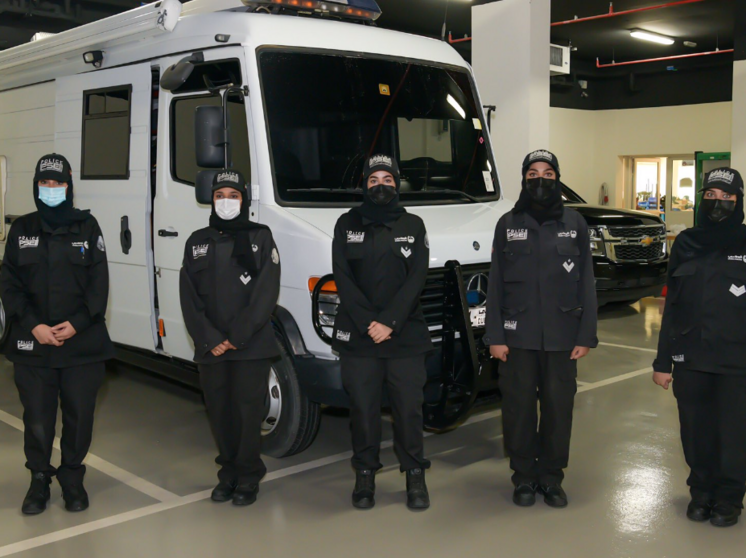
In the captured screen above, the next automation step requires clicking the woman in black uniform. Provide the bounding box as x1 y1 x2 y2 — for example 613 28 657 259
0 154 115 514
332 154 433 510
484 150 597 509
653 167 746 528
180 169 280 507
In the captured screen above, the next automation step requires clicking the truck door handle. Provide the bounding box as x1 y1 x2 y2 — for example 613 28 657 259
120 216 132 255
158 229 179 237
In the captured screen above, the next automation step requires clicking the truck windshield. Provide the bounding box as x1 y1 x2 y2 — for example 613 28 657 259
258 50 499 206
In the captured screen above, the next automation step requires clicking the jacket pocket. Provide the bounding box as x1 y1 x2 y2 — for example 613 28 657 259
503 245 532 282
668 262 697 304
189 256 211 295
559 305 584 319
17 248 41 267
4 322 43 361
556 243 580 281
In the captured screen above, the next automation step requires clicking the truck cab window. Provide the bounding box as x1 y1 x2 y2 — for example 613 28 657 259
259 50 499 206
171 92 251 185
81 86 132 179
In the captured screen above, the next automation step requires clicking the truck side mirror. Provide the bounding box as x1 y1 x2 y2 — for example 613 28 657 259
195 105 226 168
195 170 219 205
160 52 204 92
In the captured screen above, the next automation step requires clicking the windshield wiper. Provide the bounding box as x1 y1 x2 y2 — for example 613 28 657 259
405 189 481 203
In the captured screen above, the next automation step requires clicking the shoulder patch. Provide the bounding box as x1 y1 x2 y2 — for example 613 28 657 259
97 235 106 252
271 248 280 265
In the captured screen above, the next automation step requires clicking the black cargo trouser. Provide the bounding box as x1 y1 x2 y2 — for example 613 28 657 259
199 359 270 485
341 355 431 472
14 363 106 487
673 368 746 507
498 348 577 486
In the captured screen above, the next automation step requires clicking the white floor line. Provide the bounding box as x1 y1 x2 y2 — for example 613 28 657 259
598 341 658 353
0 364 655 557
0 409 179 503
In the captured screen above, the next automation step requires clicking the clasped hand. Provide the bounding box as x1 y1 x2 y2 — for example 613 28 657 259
211 340 238 357
368 322 393 344
32 322 77 347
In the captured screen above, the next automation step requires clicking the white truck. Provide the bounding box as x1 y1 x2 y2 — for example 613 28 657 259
0 0 512 457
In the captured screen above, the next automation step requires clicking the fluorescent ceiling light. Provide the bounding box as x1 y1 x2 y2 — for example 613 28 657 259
630 29 674 45
447 94 466 119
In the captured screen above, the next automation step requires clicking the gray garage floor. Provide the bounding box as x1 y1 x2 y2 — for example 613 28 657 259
0 297 743 557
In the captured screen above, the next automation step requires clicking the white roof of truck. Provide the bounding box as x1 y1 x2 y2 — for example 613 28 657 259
0 0 468 92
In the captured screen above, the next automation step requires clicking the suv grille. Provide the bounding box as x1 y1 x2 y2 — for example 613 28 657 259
614 243 664 261
609 225 666 239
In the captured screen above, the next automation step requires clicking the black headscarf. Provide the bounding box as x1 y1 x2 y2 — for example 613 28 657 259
512 149 563 223
352 154 406 224
208 170 264 272
33 154 90 230
675 167 746 261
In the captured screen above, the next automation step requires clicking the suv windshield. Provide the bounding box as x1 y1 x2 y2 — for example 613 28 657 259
561 183 586 204
258 49 499 206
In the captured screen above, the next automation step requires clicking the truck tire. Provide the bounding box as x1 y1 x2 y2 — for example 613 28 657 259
261 334 321 458
0 295 7 351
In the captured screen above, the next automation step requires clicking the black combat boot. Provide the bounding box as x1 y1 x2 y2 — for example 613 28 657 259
686 499 712 522
540 484 568 508
352 469 375 509
512 483 538 507
710 502 741 527
406 468 430 510
211 480 238 502
232 483 259 506
61 482 89 512
22 472 52 515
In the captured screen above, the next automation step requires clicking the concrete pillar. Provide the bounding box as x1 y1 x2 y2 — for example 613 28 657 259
472 0 551 202
732 5 746 172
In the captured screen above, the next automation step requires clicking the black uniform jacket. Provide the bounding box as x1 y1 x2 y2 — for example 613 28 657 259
654 232 746 375
0 212 115 367
331 210 433 358
180 226 281 364
483 208 598 351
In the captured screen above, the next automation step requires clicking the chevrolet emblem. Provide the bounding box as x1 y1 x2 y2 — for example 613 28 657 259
640 236 654 247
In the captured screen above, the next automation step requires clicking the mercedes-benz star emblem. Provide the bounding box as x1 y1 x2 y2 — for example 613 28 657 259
473 241 480 251
466 273 489 307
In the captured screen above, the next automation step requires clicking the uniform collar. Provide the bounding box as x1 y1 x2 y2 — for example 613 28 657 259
514 208 567 229
39 215 83 235
361 216 396 229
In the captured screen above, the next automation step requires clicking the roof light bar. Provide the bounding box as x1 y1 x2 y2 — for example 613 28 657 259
241 0 382 21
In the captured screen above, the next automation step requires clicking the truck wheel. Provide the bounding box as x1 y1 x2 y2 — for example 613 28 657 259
0 296 7 350
261 334 321 458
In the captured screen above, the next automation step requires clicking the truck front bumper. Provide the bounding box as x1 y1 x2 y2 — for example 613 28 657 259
594 258 668 305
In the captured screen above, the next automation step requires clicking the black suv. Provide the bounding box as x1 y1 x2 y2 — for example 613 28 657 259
562 183 669 305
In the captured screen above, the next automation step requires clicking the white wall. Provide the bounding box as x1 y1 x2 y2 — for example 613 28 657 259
550 102 733 205
732 60 746 171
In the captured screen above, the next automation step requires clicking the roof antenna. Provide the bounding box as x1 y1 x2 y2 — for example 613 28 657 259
441 0 450 41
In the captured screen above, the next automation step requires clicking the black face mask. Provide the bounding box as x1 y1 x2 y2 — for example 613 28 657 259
525 177 558 205
368 184 397 206
701 199 736 222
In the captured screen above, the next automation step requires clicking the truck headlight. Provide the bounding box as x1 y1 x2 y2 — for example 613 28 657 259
589 228 605 256
309 276 339 335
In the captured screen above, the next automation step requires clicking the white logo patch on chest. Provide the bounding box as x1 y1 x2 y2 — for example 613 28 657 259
557 230 577 239
401 247 412 258
347 231 365 243
192 244 209 259
507 229 528 242
17 340 34 351
727 255 746 263
563 260 575 273
240 273 252 285
71 241 88 250
18 236 39 249
730 284 746 297
395 236 415 244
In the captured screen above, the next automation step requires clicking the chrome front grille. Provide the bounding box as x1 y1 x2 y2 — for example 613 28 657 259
601 224 667 263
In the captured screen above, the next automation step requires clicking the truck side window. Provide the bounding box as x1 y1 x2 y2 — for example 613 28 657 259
171 92 250 185
81 86 132 179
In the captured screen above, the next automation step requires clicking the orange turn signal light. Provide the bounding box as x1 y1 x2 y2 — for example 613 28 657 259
308 276 338 294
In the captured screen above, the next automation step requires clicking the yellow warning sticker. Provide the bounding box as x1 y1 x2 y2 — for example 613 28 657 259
379 84 391 96
473 118 482 130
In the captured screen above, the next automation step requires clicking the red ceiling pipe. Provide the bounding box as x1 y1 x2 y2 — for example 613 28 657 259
552 0 706 27
448 32 472 44
596 48 734 67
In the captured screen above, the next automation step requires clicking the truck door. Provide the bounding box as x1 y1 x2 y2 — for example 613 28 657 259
55 64 158 350
153 49 255 360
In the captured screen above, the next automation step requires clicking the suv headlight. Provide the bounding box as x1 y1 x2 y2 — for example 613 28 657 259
589 228 605 256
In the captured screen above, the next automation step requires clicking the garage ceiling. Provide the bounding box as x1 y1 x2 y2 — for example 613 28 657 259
0 0 736 65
